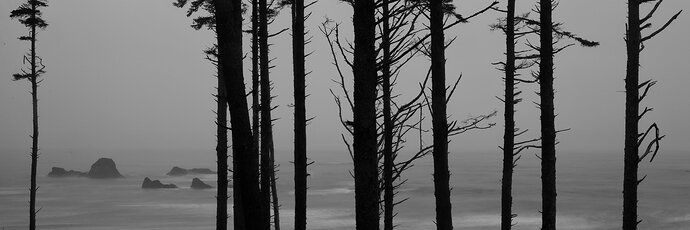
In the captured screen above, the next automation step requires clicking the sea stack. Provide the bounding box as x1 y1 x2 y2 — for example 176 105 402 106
142 177 178 189
87 158 123 178
190 178 213 189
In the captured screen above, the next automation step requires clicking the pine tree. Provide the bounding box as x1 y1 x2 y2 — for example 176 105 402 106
10 1 49 229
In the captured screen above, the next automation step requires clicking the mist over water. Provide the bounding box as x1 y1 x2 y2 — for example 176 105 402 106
1 149 688 229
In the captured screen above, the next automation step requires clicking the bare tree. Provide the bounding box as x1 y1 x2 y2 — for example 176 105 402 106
490 3 541 229
211 0 264 229
427 1 498 229
623 1 679 229
254 1 288 228
258 0 275 226
10 1 48 229
275 0 316 228
172 2 232 229
523 1 599 229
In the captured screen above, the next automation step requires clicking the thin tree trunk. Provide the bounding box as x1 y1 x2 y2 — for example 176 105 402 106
501 1 516 229
29 2 38 229
539 0 556 229
248 0 261 228
259 0 274 227
215 67 229 230
381 0 394 229
352 0 380 228
252 0 261 178
270 140 280 230
212 0 262 229
623 1 640 229
429 0 452 228
291 0 308 227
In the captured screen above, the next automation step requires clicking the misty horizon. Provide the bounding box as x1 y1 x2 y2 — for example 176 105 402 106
1 0 689 229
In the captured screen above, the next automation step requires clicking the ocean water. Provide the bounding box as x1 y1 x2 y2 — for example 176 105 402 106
0 150 688 230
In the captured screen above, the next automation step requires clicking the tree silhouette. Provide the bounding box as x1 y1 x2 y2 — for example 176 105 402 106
490 2 540 229
427 1 497 229
525 1 599 229
623 1 679 229
350 0 381 227
276 0 315 228
10 1 48 229
210 0 264 228
254 0 288 228
258 0 274 226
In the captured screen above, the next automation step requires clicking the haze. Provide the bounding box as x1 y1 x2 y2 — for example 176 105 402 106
1 0 689 166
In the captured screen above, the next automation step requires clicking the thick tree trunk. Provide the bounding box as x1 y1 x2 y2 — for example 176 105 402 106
29 3 38 229
381 1 394 229
258 0 274 227
539 0 557 229
212 0 262 229
501 1 516 229
215 67 229 230
352 0 380 228
623 1 640 229
291 0 308 227
429 0 452 229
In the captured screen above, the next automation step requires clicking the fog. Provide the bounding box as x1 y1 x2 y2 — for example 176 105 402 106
1 0 689 166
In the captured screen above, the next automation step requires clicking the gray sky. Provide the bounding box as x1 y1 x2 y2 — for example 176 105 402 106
1 0 689 163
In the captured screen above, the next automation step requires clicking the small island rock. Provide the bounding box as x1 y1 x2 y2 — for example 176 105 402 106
47 167 87 177
166 167 215 176
191 178 213 189
142 177 178 189
88 158 124 178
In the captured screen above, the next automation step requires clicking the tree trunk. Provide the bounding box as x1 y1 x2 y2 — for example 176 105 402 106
381 1 394 229
501 1 516 229
539 0 557 229
429 0 452 229
259 0 274 227
248 0 261 228
291 0 308 227
212 0 262 229
29 2 38 229
352 0 380 228
215 66 230 230
270 140 280 230
623 1 640 229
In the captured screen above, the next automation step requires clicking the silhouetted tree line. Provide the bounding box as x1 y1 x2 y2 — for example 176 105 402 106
9 0 682 229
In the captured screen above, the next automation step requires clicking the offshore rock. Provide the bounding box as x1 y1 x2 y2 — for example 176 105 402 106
87 158 124 178
142 177 178 189
190 178 213 189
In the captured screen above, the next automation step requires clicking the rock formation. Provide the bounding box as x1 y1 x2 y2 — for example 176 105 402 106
47 167 87 177
142 177 178 189
166 166 215 176
191 177 213 189
87 158 123 178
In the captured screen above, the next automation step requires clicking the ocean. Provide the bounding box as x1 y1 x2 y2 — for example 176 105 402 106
0 149 688 229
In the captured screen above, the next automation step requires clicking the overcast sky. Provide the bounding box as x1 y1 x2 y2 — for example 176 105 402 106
1 0 689 163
